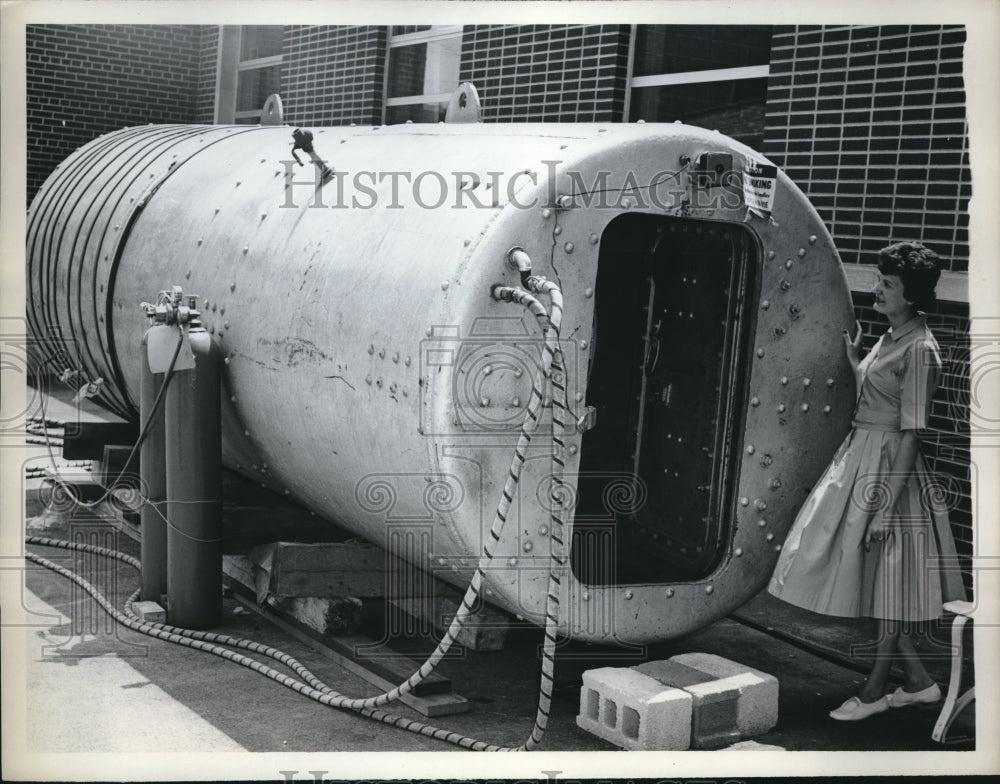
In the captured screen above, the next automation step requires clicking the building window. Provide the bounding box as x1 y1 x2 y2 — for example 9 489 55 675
216 26 283 124
385 25 463 124
627 25 772 148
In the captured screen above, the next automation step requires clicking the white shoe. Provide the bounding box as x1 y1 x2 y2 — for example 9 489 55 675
887 683 941 708
829 695 889 721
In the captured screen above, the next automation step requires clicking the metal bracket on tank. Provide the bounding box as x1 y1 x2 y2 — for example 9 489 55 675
691 152 732 188
445 83 482 123
260 94 284 126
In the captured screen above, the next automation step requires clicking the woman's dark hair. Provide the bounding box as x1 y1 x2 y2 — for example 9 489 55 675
877 241 941 311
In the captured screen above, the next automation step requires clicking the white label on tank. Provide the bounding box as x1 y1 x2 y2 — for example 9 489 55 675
742 156 778 219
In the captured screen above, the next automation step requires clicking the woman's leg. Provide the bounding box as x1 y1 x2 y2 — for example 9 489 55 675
859 619 899 702
896 632 936 692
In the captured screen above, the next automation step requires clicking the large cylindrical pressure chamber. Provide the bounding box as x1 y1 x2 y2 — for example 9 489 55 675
27 122 857 643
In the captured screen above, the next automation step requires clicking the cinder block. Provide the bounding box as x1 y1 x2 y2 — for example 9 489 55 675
684 681 742 749
670 652 779 736
634 660 741 749
132 600 166 623
576 666 692 750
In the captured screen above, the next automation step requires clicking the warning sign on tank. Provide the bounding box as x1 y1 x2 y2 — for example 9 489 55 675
742 156 778 219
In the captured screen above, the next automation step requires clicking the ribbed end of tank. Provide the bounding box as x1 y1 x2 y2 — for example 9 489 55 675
25 124 254 418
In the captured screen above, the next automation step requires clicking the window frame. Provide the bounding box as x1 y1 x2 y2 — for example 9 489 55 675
383 25 464 124
623 25 772 126
215 25 284 124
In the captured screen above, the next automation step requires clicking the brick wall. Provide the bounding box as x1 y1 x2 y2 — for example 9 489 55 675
761 24 974 582
280 26 387 126
460 25 630 122
26 24 210 205
763 24 970 272
194 26 219 123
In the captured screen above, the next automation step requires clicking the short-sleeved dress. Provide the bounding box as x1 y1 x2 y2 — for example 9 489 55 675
768 314 966 620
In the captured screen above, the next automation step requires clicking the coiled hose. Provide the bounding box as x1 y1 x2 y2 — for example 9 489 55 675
26 277 570 752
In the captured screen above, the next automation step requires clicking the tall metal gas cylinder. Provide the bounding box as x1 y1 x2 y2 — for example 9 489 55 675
163 324 222 629
26 118 856 644
138 327 167 603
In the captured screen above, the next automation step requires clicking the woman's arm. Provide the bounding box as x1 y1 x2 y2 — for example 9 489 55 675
864 429 920 548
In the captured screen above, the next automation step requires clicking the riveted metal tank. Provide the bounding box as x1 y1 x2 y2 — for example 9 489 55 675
27 121 856 644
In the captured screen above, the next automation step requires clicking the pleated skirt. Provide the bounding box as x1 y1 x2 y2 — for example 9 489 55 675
768 428 966 621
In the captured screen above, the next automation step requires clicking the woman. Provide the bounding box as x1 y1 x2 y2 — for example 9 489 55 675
768 241 966 721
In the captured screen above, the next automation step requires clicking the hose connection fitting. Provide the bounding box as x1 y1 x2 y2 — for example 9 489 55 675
54 365 103 402
72 377 105 403
505 247 534 288
140 285 201 326
491 284 520 303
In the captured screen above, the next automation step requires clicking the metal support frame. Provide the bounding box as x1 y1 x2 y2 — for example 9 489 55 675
932 599 976 742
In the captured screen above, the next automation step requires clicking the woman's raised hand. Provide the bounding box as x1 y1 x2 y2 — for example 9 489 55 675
843 321 863 373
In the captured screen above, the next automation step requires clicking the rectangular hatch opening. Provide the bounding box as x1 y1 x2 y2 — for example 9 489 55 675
571 213 757 586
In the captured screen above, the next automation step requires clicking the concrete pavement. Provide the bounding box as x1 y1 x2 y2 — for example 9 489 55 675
13 512 974 755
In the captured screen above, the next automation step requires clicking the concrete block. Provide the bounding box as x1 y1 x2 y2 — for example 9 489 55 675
132 600 166 623
576 666 692 750
670 652 779 736
269 595 363 636
635 660 741 749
